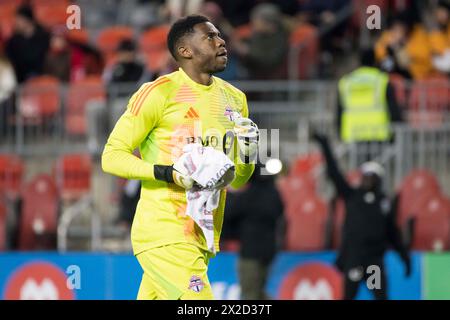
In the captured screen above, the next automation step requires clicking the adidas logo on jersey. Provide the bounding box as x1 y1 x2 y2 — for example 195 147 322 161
184 107 199 119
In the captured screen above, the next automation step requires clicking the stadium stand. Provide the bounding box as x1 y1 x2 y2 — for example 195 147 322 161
53 153 92 202
286 194 328 251
65 76 106 136
18 174 58 250
0 154 24 201
19 75 60 125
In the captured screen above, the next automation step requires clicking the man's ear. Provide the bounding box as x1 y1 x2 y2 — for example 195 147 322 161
178 44 192 59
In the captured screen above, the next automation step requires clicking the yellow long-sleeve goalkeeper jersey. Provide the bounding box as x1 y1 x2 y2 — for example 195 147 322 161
102 68 254 255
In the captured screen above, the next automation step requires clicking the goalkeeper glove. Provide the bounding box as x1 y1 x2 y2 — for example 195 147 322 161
233 115 259 163
154 165 194 189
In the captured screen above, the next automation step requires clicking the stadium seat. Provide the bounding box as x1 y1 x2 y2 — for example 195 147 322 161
139 25 170 73
286 195 327 251
389 73 407 108
411 195 450 251
0 154 24 201
277 174 317 213
97 26 134 65
18 174 59 250
54 153 92 201
34 3 69 30
65 76 106 136
290 152 323 177
0 2 17 39
19 76 60 125
397 169 441 225
409 76 449 112
289 24 319 79
66 29 90 44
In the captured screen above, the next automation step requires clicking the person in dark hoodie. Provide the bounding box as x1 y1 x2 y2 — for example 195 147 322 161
312 132 411 300
5 5 50 83
226 163 285 300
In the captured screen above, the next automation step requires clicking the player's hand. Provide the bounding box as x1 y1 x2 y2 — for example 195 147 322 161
233 116 259 162
172 155 195 189
172 167 194 189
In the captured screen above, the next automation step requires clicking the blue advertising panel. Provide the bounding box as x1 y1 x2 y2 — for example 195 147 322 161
0 251 422 300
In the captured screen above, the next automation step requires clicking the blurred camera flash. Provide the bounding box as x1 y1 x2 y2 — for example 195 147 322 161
265 158 282 175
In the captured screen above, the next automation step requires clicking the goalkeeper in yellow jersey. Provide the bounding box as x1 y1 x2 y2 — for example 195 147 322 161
101 15 257 300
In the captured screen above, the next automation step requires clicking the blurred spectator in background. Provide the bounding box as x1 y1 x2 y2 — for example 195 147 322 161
375 11 433 79
103 39 151 86
337 48 403 163
232 3 289 79
88 39 152 156
0 48 17 137
312 132 411 300
297 0 351 73
427 0 450 74
227 165 284 300
44 26 104 83
214 0 257 27
43 26 72 82
5 5 50 83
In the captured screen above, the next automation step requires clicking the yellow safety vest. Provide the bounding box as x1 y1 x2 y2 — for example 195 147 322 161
338 67 391 142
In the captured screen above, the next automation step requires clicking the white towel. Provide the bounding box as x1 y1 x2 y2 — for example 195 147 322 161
174 143 235 253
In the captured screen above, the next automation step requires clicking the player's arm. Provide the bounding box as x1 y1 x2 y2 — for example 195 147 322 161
102 81 194 189
230 94 255 189
101 83 165 180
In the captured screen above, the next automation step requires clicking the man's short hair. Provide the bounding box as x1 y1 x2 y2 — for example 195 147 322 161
167 15 210 60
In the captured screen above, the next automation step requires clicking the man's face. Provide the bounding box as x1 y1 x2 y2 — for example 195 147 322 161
182 22 227 74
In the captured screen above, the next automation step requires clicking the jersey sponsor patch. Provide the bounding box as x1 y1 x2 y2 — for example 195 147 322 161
188 275 205 293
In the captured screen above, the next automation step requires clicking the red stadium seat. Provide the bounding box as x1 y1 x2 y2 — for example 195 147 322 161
66 29 90 45
65 76 106 136
97 26 134 65
409 76 449 112
389 73 407 108
411 195 450 251
277 174 317 214
0 154 24 201
18 174 59 250
54 154 92 201
0 199 6 251
34 4 69 30
19 76 60 125
286 195 327 251
289 24 319 79
0 2 17 39
290 152 323 177
397 169 441 225
139 25 170 73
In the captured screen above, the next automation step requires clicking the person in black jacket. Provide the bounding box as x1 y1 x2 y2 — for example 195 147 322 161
312 132 411 300
5 5 50 83
225 164 284 300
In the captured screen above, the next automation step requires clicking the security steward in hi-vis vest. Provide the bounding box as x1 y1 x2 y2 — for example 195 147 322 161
337 49 403 143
